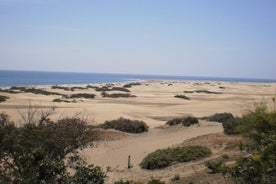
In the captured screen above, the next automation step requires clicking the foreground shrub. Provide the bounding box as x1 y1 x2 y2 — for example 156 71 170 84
222 117 241 135
70 165 106 184
140 146 211 170
100 117 148 133
206 160 227 174
0 113 106 183
166 117 199 127
213 102 276 183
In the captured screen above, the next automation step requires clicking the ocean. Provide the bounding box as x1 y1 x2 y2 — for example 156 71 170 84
0 70 275 87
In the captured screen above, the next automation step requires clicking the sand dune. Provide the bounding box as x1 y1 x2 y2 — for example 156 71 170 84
0 80 275 182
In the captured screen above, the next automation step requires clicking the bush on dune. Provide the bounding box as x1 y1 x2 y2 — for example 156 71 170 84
174 95 190 100
140 146 211 170
207 112 241 135
208 112 234 123
123 82 142 88
166 117 199 127
182 117 199 126
100 117 148 133
101 92 136 98
70 93 96 99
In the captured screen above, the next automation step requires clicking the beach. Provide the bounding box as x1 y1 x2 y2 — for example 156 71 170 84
0 80 275 183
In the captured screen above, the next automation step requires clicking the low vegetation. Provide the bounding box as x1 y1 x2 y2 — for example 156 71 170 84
211 102 276 183
71 86 87 90
166 117 199 126
207 112 241 135
6 86 62 96
52 98 75 103
70 93 96 99
101 92 136 98
95 86 110 91
99 117 148 133
123 82 142 88
25 88 62 96
52 86 88 91
51 85 72 91
0 95 9 103
183 90 222 94
110 87 131 92
207 112 234 123
174 95 190 100
140 145 211 170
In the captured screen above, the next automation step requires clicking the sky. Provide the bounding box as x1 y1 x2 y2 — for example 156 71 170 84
0 0 275 79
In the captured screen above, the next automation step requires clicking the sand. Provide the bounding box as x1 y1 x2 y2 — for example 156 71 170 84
0 80 276 183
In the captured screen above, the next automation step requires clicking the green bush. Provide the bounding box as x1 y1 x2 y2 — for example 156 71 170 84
166 118 182 126
123 82 141 88
51 85 72 91
70 93 96 99
52 98 74 103
0 114 105 183
95 86 109 91
101 92 136 98
182 117 199 126
10 86 27 91
222 117 241 135
171 174 180 182
100 117 148 133
174 95 190 100
195 90 222 94
9 86 61 95
208 112 234 123
70 165 106 184
140 146 211 170
71 86 87 91
166 117 199 127
206 160 226 174
86 85 97 89
0 95 9 103
215 102 276 183
110 87 130 92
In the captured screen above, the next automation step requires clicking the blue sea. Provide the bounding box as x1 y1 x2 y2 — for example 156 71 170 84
0 70 275 87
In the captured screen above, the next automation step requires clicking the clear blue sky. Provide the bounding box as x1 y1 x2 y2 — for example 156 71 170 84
0 0 275 79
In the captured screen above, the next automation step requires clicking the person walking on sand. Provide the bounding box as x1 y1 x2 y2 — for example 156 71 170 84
128 155 131 169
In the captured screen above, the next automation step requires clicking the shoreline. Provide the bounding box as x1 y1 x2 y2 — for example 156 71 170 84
1 79 275 89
